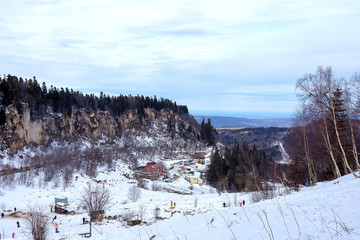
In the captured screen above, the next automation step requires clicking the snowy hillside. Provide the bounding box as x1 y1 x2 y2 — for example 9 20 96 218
0 156 359 239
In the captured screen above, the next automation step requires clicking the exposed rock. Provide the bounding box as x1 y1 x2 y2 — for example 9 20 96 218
0 104 186 153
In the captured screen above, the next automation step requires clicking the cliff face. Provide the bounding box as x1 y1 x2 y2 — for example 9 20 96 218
0 104 183 153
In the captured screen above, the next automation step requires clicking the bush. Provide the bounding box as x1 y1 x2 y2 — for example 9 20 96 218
151 182 162 192
137 178 148 189
120 209 136 225
250 192 264 203
80 183 112 221
154 205 161 220
128 185 141 202
25 207 48 240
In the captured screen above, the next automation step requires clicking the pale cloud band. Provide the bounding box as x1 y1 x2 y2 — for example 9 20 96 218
1 0 359 117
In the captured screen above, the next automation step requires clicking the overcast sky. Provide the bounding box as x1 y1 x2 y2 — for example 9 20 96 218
1 1 359 118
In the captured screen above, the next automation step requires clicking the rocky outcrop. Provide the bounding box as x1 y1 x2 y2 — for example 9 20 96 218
0 104 184 153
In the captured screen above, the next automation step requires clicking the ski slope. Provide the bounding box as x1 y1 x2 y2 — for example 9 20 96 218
0 162 359 239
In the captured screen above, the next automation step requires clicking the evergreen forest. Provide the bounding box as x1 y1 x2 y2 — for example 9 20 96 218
0 74 219 147
0 74 188 121
207 143 274 193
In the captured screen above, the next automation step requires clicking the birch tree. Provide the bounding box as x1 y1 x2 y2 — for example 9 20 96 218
296 66 359 179
296 104 318 185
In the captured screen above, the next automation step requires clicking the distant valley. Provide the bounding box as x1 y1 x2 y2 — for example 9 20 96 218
217 127 290 161
194 115 293 128
194 116 291 162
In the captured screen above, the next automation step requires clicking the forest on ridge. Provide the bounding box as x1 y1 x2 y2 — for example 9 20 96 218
207 66 360 195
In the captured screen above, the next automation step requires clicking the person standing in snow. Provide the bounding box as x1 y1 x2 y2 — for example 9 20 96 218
55 224 59 233
17 221 20 228
14 207 16 212
243 200 245 206
1 212 4 218
174 202 176 207
171 200 173 207
12 232 15 238
223 202 226 207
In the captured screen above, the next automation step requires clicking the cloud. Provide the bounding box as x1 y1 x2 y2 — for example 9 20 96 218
0 0 359 117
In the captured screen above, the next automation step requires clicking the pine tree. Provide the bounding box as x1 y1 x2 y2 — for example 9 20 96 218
286 157 306 190
207 148 222 186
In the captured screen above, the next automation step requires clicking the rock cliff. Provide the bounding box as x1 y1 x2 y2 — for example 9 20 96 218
0 104 188 153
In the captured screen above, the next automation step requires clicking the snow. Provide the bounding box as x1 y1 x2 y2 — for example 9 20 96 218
0 158 359 239
273 141 290 164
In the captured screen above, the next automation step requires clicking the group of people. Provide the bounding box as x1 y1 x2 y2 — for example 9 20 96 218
223 200 246 208
1 207 91 237
0 208 19 239
1 207 17 219
170 200 176 208
1 207 62 238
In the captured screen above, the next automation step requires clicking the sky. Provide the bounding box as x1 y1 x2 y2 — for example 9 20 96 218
1 0 359 118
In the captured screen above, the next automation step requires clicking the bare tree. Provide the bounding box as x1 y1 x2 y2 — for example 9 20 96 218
153 205 161 220
343 79 360 171
137 178 148 189
120 209 136 225
128 185 141 202
233 193 237 206
1 202 5 212
25 207 48 240
137 203 146 222
151 182 162 191
320 105 341 178
63 165 73 189
80 183 112 221
296 66 359 178
296 104 318 185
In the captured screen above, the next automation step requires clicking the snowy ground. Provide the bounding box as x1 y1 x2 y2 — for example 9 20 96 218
0 158 359 239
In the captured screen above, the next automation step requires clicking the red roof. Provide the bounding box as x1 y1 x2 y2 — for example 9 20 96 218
141 162 166 175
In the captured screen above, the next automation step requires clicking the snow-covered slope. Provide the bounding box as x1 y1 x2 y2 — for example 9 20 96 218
0 160 359 239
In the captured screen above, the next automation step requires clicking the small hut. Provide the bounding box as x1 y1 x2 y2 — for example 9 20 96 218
54 197 69 214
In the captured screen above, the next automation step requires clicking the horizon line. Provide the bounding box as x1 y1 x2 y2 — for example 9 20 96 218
189 110 294 119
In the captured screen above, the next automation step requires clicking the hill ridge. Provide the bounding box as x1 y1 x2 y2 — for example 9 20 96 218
194 115 293 128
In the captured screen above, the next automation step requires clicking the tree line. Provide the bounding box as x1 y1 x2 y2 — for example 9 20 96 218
285 66 360 187
207 142 274 193
200 118 218 146
0 74 188 123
